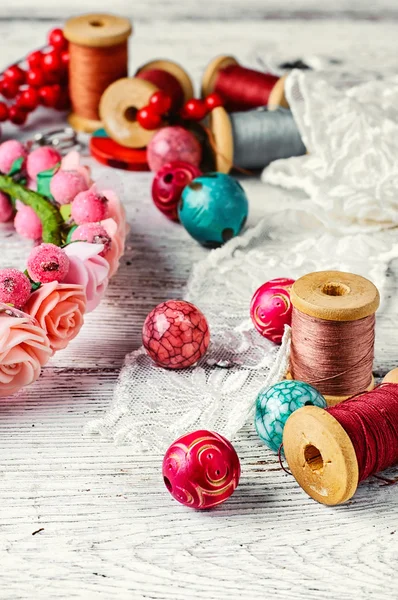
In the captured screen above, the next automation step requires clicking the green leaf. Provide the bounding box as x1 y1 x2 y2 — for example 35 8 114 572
60 203 72 222
31 281 42 292
36 163 60 199
65 225 78 244
8 157 24 177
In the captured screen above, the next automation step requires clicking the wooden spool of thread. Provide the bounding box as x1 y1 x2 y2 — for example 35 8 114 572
283 383 398 505
208 106 305 173
202 55 288 112
64 13 132 133
289 271 380 406
99 60 194 148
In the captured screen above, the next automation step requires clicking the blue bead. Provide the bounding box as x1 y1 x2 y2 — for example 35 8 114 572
179 173 249 247
254 380 327 452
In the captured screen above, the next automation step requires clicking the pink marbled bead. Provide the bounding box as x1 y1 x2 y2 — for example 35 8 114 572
147 126 202 173
250 277 295 344
163 430 240 509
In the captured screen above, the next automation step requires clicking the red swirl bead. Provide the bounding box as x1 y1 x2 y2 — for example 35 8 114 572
152 161 202 221
142 300 210 369
250 277 295 344
163 430 240 509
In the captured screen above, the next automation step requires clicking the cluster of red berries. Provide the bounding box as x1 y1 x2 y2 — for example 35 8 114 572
137 91 224 131
0 28 69 126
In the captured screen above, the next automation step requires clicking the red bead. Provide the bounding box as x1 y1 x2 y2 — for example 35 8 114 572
8 105 27 125
48 28 68 50
27 68 46 88
0 79 19 99
39 84 61 108
61 51 69 68
4 65 26 86
0 102 8 122
152 161 202 221
54 89 70 110
182 98 208 121
16 87 39 112
250 278 296 344
163 430 240 509
42 50 62 73
149 91 172 116
205 92 224 110
137 106 162 130
27 50 43 70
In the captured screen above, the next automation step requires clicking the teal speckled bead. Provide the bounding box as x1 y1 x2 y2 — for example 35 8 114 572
178 173 249 248
255 380 327 452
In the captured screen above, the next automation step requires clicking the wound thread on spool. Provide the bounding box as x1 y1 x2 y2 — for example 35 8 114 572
208 106 305 173
283 384 398 505
100 59 194 148
289 271 380 405
64 13 132 133
202 55 287 112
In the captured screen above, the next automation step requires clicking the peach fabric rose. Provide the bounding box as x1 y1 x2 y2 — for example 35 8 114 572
63 242 109 313
101 189 128 277
24 282 86 352
0 304 52 397
61 151 92 187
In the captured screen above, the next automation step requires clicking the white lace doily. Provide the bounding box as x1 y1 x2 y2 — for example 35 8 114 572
87 68 398 453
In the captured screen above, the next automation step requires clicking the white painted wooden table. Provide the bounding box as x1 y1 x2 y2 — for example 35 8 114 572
0 3 397 598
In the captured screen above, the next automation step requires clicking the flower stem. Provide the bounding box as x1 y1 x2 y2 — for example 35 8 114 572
0 175 63 246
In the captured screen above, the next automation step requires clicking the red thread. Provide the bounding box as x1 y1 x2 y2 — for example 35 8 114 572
328 384 398 482
136 69 184 111
214 65 278 112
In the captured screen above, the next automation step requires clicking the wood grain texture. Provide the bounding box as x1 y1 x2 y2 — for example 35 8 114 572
0 10 397 600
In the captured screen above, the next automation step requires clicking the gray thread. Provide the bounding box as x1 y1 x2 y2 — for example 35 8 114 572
230 107 305 169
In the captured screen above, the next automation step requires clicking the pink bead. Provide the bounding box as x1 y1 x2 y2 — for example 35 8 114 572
0 191 13 222
250 277 296 344
147 126 202 173
152 161 202 221
27 243 70 284
0 140 27 174
142 300 210 369
163 430 240 509
0 268 31 308
71 189 109 225
26 146 61 181
14 203 42 240
50 169 89 205
71 223 112 257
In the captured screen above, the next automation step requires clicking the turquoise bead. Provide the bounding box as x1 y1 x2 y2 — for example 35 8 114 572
179 173 248 247
255 380 327 452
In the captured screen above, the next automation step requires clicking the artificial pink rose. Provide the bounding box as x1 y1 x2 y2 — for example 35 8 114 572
101 189 128 277
0 303 52 397
63 242 109 313
24 282 86 353
61 151 92 187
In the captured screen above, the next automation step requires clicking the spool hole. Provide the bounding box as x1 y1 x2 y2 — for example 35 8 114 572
304 445 324 473
321 282 350 297
124 107 138 122
89 20 104 27
163 476 172 492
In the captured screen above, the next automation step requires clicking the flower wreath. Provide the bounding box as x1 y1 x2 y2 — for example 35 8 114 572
0 139 127 397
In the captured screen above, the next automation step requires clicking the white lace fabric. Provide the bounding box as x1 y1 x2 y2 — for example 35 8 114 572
87 68 398 453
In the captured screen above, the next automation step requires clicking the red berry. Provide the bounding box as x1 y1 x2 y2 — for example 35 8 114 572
42 50 62 73
149 91 172 116
4 65 26 86
39 84 61 108
0 79 19 99
0 102 8 122
16 87 39 112
27 51 43 70
182 99 208 121
137 106 162 130
27 68 46 88
54 89 70 110
61 51 69 67
8 105 27 125
48 28 68 50
205 92 224 110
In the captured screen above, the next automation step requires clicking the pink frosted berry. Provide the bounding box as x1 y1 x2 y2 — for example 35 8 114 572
26 146 62 181
0 268 31 308
71 189 109 225
0 191 13 222
27 243 70 284
71 223 112 256
50 169 89 205
14 202 42 240
0 140 27 174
